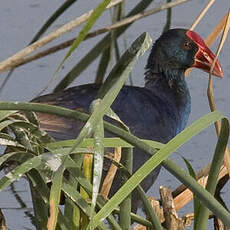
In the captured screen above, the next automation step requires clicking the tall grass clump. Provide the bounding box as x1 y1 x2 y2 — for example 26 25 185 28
0 0 229 229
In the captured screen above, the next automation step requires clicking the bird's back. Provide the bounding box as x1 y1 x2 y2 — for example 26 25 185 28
34 83 190 143
33 82 191 212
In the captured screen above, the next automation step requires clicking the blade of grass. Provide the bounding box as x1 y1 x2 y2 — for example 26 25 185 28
0 110 17 121
62 181 109 230
0 148 90 192
100 147 122 198
163 155 230 228
119 147 133 229
29 178 49 230
95 46 111 84
81 153 93 199
195 118 229 229
53 0 154 92
12 0 190 72
111 3 122 63
95 3 121 84
47 137 133 149
1 104 229 226
67 32 151 154
64 197 80 229
0 155 41 191
208 10 230 124
90 101 105 217
87 111 227 229
80 153 93 227
47 164 65 230
63 154 82 229
30 0 78 44
97 32 152 99
205 12 229 47
182 158 201 230
0 152 21 168
108 158 162 229
163 0 172 32
28 168 84 230
39 0 111 96
64 158 122 229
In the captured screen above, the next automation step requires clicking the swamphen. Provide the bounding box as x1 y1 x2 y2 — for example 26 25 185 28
33 29 223 212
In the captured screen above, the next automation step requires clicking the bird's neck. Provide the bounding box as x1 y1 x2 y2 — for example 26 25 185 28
145 68 188 92
144 69 191 131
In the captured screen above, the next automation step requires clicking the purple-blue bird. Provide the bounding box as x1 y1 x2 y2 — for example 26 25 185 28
33 29 223 212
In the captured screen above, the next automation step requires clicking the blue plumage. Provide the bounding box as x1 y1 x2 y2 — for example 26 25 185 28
34 28 223 212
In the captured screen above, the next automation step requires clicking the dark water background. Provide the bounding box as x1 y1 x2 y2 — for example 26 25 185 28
0 0 230 229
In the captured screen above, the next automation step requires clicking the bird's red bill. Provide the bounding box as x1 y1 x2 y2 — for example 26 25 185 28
186 30 224 78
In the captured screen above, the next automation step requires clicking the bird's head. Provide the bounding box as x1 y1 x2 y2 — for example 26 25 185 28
145 28 223 81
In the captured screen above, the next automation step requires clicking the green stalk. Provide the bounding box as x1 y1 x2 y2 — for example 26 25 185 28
108 156 163 229
115 209 153 228
119 148 133 229
47 164 65 230
80 153 93 228
66 32 151 160
162 158 230 227
54 0 154 92
195 118 229 230
91 101 104 217
62 181 108 230
163 0 172 32
64 157 121 229
86 112 229 229
64 154 83 229
29 179 48 230
64 198 80 229
0 104 229 227
30 0 77 44
95 46 111 84
135 186 162 230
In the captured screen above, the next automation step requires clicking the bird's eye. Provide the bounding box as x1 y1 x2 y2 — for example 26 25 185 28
183 41 192 50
